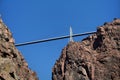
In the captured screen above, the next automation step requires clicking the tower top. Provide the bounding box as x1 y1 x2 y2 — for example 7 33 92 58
0 14 3 22
70 26 74 42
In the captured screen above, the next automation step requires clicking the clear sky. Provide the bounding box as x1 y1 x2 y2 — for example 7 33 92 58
0 0 120 80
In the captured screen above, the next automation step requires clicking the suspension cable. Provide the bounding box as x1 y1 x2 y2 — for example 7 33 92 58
15 31 96 47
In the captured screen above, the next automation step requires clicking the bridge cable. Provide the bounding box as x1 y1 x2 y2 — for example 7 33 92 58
15 31 96 47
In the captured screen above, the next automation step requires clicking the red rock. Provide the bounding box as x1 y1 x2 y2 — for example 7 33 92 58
0 18 38 80
52 19 120 80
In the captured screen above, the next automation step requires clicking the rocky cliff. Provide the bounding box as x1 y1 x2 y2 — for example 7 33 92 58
0 18 38 80
52 19 120 80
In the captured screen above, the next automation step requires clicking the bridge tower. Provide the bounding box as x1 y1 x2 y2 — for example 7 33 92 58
70 26 74 42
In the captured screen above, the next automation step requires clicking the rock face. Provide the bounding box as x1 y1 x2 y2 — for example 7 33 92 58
0 18 38 80
52 19 120 80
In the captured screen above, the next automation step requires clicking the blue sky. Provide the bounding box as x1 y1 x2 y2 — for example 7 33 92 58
0 0 120 80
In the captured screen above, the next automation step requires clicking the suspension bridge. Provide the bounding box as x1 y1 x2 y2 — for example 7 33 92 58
15 27 96 47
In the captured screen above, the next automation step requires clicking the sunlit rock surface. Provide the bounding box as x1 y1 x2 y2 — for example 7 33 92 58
52 19 120 80
0 19 38 80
